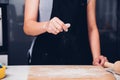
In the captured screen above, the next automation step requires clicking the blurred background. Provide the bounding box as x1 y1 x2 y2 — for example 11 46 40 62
0 0 120 65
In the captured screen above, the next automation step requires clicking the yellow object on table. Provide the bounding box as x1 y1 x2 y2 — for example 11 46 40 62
0 65 6 79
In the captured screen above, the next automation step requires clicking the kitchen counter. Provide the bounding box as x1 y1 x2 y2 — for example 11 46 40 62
2 65 120 80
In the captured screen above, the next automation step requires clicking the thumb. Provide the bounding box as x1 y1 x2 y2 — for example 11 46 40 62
93 58 101 66
64 23 71 32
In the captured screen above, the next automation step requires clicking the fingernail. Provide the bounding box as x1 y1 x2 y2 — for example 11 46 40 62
65 29 68 32
65 23 71 28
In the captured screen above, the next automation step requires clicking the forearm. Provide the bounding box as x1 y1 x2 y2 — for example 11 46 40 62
24 21 48 36
88 28 101 59
24 0 47 36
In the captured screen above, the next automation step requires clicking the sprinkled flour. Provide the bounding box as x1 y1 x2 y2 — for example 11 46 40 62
29 66 110 78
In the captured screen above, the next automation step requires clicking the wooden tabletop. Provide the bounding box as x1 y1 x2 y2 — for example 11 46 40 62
3 65 118 80
28 66 115 80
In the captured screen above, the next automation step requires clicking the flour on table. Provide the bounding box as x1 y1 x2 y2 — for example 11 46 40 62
29 66 109 78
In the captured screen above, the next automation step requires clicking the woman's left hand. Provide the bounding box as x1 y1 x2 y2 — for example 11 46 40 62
93 55 108 66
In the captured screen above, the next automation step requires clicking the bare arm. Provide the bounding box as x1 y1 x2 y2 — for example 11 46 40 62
24 0 70 36
24 0 47 36
87 0 100 60
87 0 107 66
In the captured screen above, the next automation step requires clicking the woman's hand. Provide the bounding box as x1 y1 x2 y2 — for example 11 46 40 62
45 17 70 35
93 55 108 66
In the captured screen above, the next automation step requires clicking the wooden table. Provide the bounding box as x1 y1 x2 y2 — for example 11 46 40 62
3 65 117 80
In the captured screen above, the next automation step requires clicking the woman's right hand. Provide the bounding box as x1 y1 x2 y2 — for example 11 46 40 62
45 17 70 35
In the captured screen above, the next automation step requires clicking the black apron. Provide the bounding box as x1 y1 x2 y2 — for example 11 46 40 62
30 0 92 65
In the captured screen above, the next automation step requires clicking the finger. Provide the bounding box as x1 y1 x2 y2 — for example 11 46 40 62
50 23 60 35
53 17 68 32
52 19 63 32
65 23 71 32
65 23 71 28
93 61 100 66
100 56 105 66
50 28 58 35
93 58 101 66
94 61 101 66
47 23 59 35
47 26 57 34
104 57 108 62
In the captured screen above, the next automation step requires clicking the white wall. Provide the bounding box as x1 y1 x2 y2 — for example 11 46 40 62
0 55 8 65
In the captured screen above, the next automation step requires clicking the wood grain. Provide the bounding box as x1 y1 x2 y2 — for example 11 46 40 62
28 66 115 80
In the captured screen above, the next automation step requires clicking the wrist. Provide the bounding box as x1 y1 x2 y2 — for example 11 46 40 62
42 21 49 32
93 53 101 60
